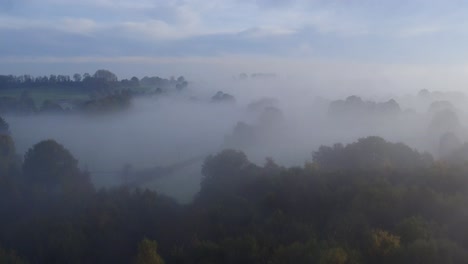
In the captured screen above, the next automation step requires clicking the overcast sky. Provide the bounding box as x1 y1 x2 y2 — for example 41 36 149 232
2 0 468 85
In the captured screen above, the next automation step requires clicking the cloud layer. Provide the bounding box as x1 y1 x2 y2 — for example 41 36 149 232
1 0 468 66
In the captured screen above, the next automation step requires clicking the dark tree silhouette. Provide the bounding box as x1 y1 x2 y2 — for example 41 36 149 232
23 140 93 195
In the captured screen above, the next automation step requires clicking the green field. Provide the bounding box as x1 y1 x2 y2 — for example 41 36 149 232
0 85 157 107
0 87 89 106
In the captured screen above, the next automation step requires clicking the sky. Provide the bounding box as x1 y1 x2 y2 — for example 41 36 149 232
2 0 468 85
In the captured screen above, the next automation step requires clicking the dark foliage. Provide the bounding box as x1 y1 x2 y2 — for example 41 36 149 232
2 131 468 263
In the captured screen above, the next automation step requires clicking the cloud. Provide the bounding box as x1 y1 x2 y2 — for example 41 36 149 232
58 18 99 34
2 0 468 65
397 25 443 38
0 0 372 44
306 11 369 36
116 4 203 40
37 0 158 10
120 20 180 40
237 27 297 38
0 16 99 35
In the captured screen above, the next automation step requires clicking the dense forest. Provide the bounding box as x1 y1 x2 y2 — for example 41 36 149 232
2 113 468 263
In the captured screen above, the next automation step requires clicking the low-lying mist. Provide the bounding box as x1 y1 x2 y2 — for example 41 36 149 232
5 75 468 202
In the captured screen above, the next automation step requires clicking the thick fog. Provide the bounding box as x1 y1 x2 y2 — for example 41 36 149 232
5 71 468 202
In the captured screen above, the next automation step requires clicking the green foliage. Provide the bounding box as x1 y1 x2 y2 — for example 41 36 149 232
369 229 401 257
135 238 165 264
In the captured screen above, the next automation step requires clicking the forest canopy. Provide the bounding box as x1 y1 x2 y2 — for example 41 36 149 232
2 113 468 263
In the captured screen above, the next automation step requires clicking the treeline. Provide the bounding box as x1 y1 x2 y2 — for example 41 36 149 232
2 117 468 263
329 95 401 117
0 70 190 114
0 70 188 91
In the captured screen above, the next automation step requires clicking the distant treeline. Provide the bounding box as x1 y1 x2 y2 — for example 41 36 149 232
329 95 401 117
0 69 188 91
0 70 190 114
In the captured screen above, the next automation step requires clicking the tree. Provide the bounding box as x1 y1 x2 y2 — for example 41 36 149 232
22 140 93 195
73 73 82 82
134 238 165 264
49 74 57 83
201 149 251 187
198 149 257 202
175 76 187 90
369 229 401 261
130 76 140 87
313 136 433 170
211 91 235 103
93 69 118 82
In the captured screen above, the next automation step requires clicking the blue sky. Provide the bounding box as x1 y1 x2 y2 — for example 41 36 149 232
1 0 468 78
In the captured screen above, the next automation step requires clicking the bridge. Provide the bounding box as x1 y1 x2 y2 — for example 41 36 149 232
89 155 206 187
